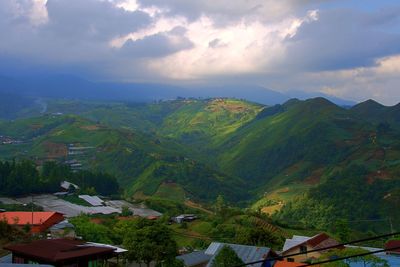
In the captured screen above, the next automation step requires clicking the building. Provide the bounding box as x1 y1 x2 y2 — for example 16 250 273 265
0 211 64 233
205 242 277 267
49 219 76 238
4 239 117 267
78 195 104 206
281 233 342 263
273 261 311 267
172 214 197 224
60 181 79 191
385 240 400 255
176 251 212 267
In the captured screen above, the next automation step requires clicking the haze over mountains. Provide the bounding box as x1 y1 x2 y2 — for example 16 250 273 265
0 74 356 109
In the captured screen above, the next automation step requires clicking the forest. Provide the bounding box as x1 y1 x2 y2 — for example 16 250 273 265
0 160 119 196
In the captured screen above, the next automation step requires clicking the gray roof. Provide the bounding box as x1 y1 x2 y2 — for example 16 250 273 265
78 195 104 206
0 254 12 264
176 251 211 267
282 235 311 252
49 219 75 230
0 254 53 266
205 242 272 267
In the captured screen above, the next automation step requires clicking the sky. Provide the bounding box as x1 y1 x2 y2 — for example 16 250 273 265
1 0 400 105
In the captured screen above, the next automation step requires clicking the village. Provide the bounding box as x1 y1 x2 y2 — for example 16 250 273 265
0 179 400 267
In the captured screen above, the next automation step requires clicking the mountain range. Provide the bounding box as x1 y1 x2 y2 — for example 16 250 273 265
0 83 399 233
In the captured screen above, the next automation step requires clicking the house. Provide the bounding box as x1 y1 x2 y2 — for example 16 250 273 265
172 214 198 224
176 251 212 267
385 240 400 255
281 233 342 263
205 242 277 267
60 181 79 191
4 239 117 267
0 211 64 233
273 261 310 267
48 219 76 238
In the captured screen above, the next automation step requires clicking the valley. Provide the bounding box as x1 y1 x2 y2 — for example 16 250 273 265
1 96 400 236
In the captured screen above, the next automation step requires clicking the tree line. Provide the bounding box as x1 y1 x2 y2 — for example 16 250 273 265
0 160 119 196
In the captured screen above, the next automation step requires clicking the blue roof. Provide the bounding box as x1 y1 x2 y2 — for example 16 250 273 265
0 254 12 264
205 242 272 267
176 251 212 267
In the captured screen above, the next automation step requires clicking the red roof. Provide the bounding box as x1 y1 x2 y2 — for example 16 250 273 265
274 261 309 267
4 239 115 263
385 240 400 254
0 212 63 225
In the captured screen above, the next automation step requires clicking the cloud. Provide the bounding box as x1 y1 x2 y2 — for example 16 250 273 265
282 8 400 71
136 0 327 23
120 27 193 58
145 11 318 79
0 0 400 104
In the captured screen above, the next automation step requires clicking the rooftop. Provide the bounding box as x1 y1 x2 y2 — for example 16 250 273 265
176 250 211 267
385 240 400 254
0 212 63 226
4 239 115 263
282 233 341 253
205 242 273 267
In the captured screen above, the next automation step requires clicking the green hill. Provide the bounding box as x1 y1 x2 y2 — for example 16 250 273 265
0 114 246 203
2 96 400 233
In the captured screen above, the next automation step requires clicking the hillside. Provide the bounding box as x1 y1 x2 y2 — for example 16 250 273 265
0 114 246 203
1 96 400 233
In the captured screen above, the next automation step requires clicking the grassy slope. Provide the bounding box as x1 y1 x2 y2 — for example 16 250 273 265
2 97 400 229
0 114 246 203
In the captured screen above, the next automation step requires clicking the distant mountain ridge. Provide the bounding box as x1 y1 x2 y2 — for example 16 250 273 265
0 74 356 106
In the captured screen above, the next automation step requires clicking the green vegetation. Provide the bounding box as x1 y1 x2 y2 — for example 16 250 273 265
321 248 389 267
210 245 244 267
1 96 400 235
0 160 119 196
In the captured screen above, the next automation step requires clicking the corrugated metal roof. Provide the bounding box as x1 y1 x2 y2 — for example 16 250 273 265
0 254 12 263
205 242 271 267
205 242 222 255
78 195 104 206
86 242 128 254
49 219 75 230
282 235 311 252
4 239 115 262
176 251 211 267
60 181 79 190
0 212 63 226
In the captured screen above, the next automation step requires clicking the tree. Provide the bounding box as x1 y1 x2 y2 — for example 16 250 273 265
123 219 178 267
322 248 389 267
121 206 133 217
334 219 351 242
211 245 244 267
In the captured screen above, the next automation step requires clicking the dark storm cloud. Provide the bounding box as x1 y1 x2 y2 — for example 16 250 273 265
45 0 150 41
120 27 193 58
283 8 400 71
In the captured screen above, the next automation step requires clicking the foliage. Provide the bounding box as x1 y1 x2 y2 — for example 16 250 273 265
321 248 389 267
122 218 178 266
0 160 119 196
121 205 133 216
69 215 114 243
211 245 244 267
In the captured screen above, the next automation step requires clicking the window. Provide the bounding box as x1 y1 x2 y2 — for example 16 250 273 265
287 258 294 262
300 245 307 253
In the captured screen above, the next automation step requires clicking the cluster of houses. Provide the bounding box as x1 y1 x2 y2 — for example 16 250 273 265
1 209 399 267
0 135 22 145
176 232 400 267
65 144 95 171
0 182 398 267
